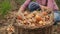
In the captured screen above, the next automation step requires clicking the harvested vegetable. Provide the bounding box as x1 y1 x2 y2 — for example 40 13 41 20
17 16 22 20
42 12 48 15
35 15 43 21
16 10 53 29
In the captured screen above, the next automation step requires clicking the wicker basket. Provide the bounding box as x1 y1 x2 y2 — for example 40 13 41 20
16 7 54 29
13 25 53 34
13 7 54 34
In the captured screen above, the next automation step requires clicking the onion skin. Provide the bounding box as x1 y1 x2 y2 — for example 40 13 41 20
17 16 22 20
42 12 48 16
35 15 43 21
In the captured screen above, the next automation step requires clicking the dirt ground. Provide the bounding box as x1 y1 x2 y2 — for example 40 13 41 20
53 23 60 34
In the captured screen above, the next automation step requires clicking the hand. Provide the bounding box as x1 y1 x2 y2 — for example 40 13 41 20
40 5 52 11
17 6 24 16
17 8 26 20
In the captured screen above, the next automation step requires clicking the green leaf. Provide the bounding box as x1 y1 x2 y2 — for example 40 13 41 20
0 0 11 16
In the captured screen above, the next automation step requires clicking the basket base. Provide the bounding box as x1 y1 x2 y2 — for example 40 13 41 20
14 25 53 34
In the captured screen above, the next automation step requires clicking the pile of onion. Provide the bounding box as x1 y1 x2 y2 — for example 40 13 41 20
16 10 53 29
